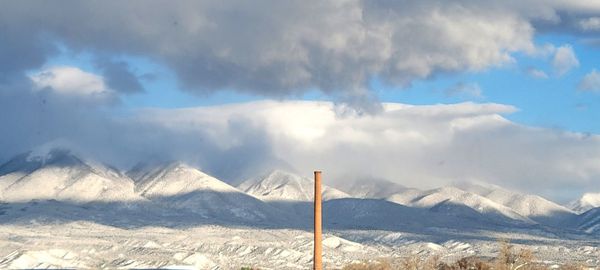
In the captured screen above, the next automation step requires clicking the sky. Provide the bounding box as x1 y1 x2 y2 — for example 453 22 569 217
1 1 600 202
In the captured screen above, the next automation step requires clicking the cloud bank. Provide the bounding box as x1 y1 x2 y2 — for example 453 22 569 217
2 82 599 202
1 1 600 107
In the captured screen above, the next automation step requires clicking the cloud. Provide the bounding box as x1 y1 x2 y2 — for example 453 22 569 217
526 68 549 79
1 1 600 108
94 59 144 94
444 82 483 99
135 101 600 201
578 69 600 92
2 91 600 201
578 17 600 31
29 66 113 98
552 45 580 76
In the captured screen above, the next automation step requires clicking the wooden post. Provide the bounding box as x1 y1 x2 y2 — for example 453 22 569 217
314 171 323 270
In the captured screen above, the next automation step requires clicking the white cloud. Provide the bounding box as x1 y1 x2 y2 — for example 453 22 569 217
2 93 600 201
552 45 580 76
444 82 484 99
578 69 600 92
579 17 600 31
129 101 599 200
29 66 111 97
526 68 549 79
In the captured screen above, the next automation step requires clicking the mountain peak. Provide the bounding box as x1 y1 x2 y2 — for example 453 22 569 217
239 169 349 202
452 181 575 225
128 161 236 198
0 148 92 177
569 192 600 214
0 148 137 203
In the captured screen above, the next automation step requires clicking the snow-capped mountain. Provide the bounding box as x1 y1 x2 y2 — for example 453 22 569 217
237 170 350 226
238 170 349 202
336 180 548 224
0 149 592 232
128 162 239 198
127 162 293 225
455 182 576 225
386 186 534 224
0 149 139 202
568 192 600 214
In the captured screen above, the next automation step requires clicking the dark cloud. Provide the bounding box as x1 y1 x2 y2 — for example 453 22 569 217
532 10 600 35
0 78 287 183
95 59 144 94
1 1 599 107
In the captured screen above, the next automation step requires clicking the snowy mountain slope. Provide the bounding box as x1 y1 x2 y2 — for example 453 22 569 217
568 193 600 214
128 162 238 197
334 177 416 199
455 182 576 225
385 188 429 205
238 170 350 202
0 149 140 202
128 163 295 225
577 207 600 234
0 148 591 233
324 197 529 231
388 186 534 225
237 170 350 226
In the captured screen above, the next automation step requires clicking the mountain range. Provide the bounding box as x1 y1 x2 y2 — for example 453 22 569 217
0 148 599 235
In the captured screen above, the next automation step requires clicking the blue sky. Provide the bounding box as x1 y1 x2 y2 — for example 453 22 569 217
380 35 600 134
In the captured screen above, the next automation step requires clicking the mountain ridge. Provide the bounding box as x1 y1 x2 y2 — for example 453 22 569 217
0 149 595 234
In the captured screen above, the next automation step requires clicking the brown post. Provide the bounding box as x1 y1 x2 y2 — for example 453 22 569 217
314 171 323 270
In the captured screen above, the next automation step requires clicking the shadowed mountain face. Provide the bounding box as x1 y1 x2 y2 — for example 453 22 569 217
0 149 597 237
577 207 600 234
0 149 85 176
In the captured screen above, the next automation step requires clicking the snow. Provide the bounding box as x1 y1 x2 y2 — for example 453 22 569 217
457 182 574 216
569 192 600 214
386 186 534 224
0 150 140 203
129 162 241 197
0 150 599 268
238 170 349 202
322 236 362 252
577 207 600 234
1 222 596 269
127 163 295 225
454 182 576 225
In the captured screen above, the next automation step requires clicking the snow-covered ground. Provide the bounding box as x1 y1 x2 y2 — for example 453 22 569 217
0 149 600 269
0 221 599 269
